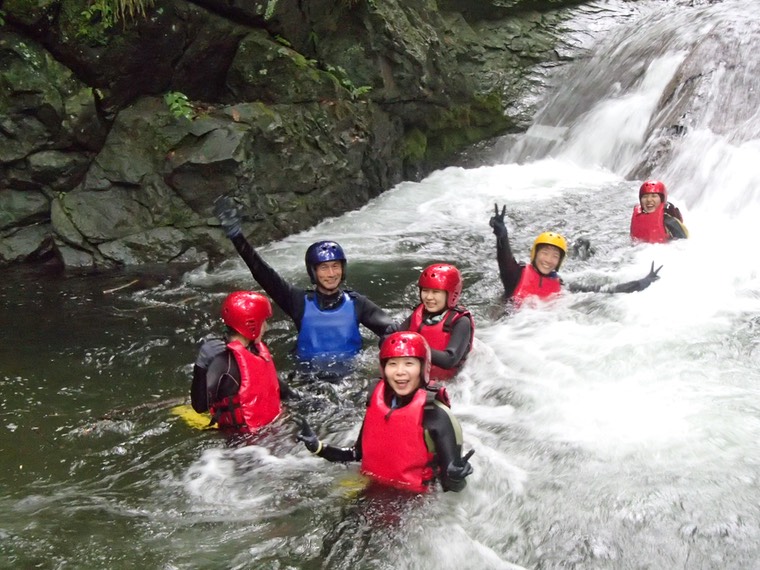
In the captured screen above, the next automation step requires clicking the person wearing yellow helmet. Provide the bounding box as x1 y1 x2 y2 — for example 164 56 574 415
489 204 662 305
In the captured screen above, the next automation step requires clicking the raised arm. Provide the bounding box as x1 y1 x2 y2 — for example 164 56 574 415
214 196 303 320
490 203 522 298
567 262 662 294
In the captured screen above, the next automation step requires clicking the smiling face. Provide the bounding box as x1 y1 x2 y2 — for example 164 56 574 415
534 245 562 275
420 288 448 314
314 261 343 293
383 357 422 397
640 193 662 213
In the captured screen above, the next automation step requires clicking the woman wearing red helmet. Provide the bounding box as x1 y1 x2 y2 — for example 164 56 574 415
630 180 689 243
489 203 663 305
191 291 296 432
295 332 474 493
389 264 474 382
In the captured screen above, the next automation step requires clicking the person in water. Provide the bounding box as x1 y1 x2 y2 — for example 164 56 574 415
295 331 474 493
191 291 294 432
630 180 689 243
214 196 393 376
387 263 474 382
489 204 662 305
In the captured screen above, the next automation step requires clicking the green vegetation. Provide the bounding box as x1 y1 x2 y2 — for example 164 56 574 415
0 10 6 26
77 0 156 44
264 0 278 20
164 91 194 120
324 64 372 100
402 128 428 162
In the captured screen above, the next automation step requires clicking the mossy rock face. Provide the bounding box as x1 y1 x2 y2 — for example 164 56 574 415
2 0 60 27
0 0 603 268
0 31 106 190
226 30 346 104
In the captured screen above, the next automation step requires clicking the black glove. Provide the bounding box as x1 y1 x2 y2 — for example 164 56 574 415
489 203 508 239
213 195 242 238
638 261 663 290
293 416 321 454
447 449 474 481
571 238 594 260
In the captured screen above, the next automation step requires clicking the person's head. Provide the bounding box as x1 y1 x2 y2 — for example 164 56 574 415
221 291 273 342
379 331 431 397
304 241 346 294
639 180 667 213
530 232 568 275
418 263 463 314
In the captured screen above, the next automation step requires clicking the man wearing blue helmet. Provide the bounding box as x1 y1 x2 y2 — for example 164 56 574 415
214 197 393 376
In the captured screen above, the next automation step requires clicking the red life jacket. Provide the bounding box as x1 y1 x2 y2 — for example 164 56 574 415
210 340 281 432
361 381 446 493
630 203 669 243
408 305 474 381
512 264 562 305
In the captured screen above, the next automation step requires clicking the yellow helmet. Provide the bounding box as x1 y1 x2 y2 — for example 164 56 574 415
530 232 568 269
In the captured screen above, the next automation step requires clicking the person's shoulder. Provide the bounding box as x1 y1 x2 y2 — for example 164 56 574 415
195 337 227 367
345 289 373 303
664 214 689 239
423 394 458 428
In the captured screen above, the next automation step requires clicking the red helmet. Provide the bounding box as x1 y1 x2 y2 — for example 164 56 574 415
639 180 667 202
221 291 273 341
418 263 463 309
379 331 431 385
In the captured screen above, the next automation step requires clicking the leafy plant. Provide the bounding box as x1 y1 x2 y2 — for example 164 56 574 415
264 0 279 20
0 10 6 26
324 64 373 100
112 0 156 22
164 91 194 120
77 0 156 44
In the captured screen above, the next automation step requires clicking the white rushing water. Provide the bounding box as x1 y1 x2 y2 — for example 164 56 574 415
177 1 760 568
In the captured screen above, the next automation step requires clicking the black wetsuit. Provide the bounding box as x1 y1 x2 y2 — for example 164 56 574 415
664 213 688 240
231 234 393 338
495 233 651 298
393 311 472 371
191 338 297 413
315 385 468 492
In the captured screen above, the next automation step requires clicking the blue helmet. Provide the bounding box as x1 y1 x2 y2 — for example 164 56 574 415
304 241 347 284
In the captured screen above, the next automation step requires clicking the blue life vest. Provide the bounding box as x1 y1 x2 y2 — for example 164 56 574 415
296 292 363 362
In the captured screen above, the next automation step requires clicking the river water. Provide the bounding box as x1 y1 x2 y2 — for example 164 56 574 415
3 1 760 568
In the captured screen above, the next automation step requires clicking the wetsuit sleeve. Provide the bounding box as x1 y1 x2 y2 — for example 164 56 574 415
317 424 363 463
191 351 240 412
350 292 394 337
191 364 210 413
191 340 227 412
231 234 305 324
424 403 467 492
430 315 472 370
378 316 410 347
278 376 299 401
567 276 648 294
664 215 688 240
495 234 523 298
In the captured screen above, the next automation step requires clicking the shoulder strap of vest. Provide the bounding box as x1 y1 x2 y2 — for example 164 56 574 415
424 385 451 409
442 306 473 333
422 388 457 454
